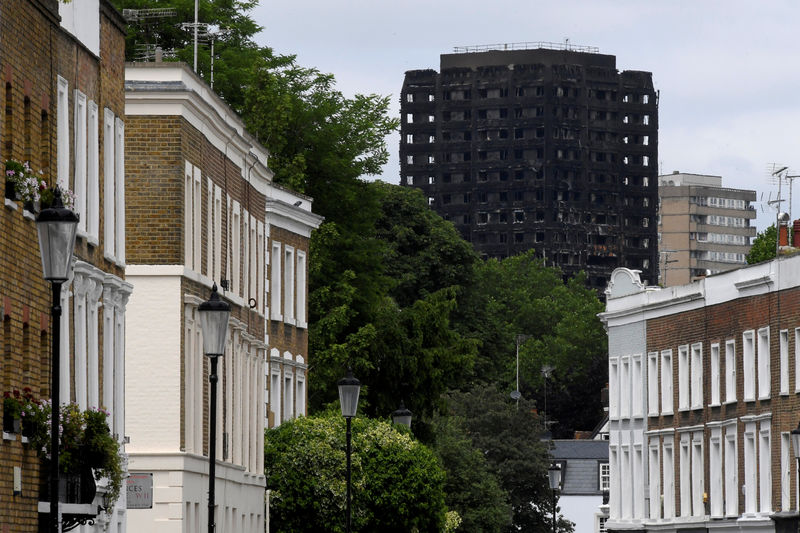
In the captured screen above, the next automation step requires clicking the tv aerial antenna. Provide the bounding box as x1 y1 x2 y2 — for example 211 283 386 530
179 23 232 88
122 8 178 62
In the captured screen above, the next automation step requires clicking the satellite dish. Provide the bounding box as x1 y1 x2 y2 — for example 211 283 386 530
510 390 522 400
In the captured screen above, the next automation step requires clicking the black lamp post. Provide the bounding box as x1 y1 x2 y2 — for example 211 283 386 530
391 401 412 429
338 369 361 533
36 187 79 533
198 284 230 533
791 421 800 512
547 462 562 533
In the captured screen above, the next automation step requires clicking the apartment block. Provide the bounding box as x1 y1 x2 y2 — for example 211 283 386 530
602 258 800 532
124 62 321 532
658 172 756 286
0 0 131 530
400 43 659 289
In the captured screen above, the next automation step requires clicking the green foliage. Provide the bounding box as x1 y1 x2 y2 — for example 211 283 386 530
111 0 267 113
455 252 607 438
747 224 777 264
265 415 447 533
306 183 478 422
431 412 511 532
26 402 123 511
445 386 573 533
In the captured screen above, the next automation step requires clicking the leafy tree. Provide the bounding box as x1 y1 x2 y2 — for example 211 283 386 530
746 224 777 264
111 0 267 113
431 412 511 532
445 385 573 533
372 181 478 308
307 183 478 421
264 415 448 533
455 252 607 438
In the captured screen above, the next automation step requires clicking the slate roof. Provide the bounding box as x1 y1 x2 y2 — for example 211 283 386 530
551 439 609 460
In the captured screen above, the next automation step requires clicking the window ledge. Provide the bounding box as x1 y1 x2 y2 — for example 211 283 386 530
23 209 35 221
3 431 16 441
104 252 116 263
723 400 737 405
4 198 18 211
661 411 674 416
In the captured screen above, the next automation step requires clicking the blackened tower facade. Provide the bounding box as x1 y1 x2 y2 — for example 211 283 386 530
400 44 659 289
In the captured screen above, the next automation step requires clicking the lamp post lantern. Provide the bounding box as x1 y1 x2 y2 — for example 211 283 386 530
547 462 562 533
36 187 79 533
791 421 800 512
198 284 230 533
338 369 361 533
391 401 412 429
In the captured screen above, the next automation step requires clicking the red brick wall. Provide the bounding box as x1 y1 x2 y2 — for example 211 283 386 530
647 286 800 515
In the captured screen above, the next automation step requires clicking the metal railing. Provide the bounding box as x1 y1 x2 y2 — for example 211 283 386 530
453 41 599 54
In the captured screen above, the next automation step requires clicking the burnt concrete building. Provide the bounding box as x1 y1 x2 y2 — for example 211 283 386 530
400 43 659 288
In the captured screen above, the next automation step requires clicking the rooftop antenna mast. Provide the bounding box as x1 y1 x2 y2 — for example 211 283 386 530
769 164 788 256
122 8 177 61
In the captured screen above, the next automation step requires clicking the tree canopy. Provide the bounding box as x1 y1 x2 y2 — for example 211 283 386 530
112 0 267 113
746 224 777 264
443 385 574 533
264 415 448 533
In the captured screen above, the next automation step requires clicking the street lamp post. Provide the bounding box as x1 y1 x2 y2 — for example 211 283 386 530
391 401 412 429
198 284 231 533
338 369 361 533
36 187 79 533
547 463 562 533
791 421 800 512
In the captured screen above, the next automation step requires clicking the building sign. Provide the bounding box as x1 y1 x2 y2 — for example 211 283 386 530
127 472 153 509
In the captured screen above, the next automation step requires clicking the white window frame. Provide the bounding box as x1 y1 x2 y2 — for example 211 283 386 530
724 424 738 517
744 423 757 514
284 246 296 324
781 329 790 395
631 355 643 418
782 432 791 511
114 118 125 265
214 186 222 283
661 350 673 415
103 109 115 261
647 352 659 416
759 420 772 514
609 358 619 419
710 343 720 406
296 251 307 328
679 433 691 517
663 437 675 519
232 201 241 296
678 345 690 411
690 343 703 409
74 90 87 234
270 241 282 321
709 428 723 517
796 328 800 394
648 442 660 519
743 330 755 402
691 432 704 516
725 339 736 403
757 327 770 400
57 76 69 190
87 101 99 244
620 355 630 418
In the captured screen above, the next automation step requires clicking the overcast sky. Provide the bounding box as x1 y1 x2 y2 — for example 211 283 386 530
251 0 800 231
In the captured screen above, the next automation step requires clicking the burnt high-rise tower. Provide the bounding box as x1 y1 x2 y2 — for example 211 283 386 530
400 43 659 289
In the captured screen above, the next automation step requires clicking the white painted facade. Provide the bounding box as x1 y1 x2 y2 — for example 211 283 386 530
601 256 800 533
124 63 320 532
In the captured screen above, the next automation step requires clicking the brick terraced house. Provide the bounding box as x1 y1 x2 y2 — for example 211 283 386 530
601 258 800 533
0 0 132 531
124 62 321 532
